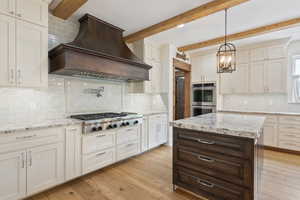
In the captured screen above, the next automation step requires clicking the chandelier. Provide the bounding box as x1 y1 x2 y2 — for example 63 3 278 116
217 9 236 73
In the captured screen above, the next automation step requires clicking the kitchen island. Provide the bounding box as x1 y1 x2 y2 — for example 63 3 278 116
171 113 265 200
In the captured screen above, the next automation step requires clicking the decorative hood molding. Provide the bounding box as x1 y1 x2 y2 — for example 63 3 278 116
49 14 152 81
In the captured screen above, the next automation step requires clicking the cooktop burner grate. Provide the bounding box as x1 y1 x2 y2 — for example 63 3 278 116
70 112 134 121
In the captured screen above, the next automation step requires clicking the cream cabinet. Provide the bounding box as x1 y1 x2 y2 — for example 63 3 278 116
16 20 48 88
249 61 265 93
0 14 15 87
0 150 26 200
148 114 168 149
236 50 250 64
128 40 165 94
141 118 149 152
250 47 267 62
0 11 48 88
15 0 48 27
0 0 48 27
264 59 286 93
65 126 82 181
26 143 64 196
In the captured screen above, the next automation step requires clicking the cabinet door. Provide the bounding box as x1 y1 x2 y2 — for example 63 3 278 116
158 114 168 144
141 118 148 152
267 45 285 60
0 151 26 200
263 124 277 147
65 126 82 181
0 14 16 86
232 64 248 93
16 0 48 27
0 0 15 16
27 143 64 195
250 47 266 62
264 59 287 93
249 62 265 93
219 73 233 94
236 49 249 64
148 116 160 149
16 20 48 88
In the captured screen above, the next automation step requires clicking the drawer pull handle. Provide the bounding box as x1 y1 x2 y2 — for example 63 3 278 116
197 139 215 145
16 135 37 140
198 155 215 163
96 134 106 138
96 152 106 157
126 143 135 147
197 179 215 188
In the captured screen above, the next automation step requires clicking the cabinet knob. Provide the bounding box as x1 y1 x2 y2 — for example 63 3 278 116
9 11 14 15
17 14 22 17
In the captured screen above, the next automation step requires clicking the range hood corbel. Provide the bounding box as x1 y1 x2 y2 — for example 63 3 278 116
49 14 152 81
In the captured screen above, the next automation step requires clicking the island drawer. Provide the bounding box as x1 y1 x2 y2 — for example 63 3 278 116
173 128 253 159
174 146 252 188
174 166 251 200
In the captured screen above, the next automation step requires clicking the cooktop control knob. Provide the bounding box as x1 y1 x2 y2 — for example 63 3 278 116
107 125 113 129
134 120 139 125
121 122 126 127
92 127 98 132
113 124 117 128
97 126 103 131
126 122 130 126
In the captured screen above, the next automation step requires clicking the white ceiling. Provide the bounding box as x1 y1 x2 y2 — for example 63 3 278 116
72 0 300 50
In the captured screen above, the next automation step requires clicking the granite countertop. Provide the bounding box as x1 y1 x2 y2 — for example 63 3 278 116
219 109 300 116
0 118 83 134
170 113 265 139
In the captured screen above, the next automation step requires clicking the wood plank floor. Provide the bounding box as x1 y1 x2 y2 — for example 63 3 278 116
26 146 300 200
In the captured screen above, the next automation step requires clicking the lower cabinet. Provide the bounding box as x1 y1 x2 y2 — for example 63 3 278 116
65 126 82 181
148 114 168 149
0 151 26 200
26 143 64 195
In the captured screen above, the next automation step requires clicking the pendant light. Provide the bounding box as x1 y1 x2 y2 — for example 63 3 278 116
217 8 236 73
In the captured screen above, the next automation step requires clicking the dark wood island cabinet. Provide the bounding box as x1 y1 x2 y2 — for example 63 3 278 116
171 113 265 200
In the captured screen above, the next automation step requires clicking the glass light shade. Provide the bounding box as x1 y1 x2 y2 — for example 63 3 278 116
217 43 236 73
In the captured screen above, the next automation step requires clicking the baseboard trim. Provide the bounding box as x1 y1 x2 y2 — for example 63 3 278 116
264 145 300 156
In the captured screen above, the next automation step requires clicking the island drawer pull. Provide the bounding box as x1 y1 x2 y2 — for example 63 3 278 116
198 155 215 163
197 179 215 188
197 139 215 145
96 152 106 157
16 135 37 140
96 134 106 138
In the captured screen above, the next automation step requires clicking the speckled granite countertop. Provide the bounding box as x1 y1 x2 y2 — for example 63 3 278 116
0 118 82 134
170 113 265 139
219 109 300 116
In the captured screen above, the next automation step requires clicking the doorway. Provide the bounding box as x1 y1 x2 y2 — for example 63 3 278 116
173 58 191 120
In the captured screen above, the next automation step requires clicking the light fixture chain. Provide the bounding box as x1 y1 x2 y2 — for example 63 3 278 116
225 8 227 45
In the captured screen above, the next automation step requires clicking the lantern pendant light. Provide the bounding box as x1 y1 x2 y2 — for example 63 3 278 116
217 8 236 73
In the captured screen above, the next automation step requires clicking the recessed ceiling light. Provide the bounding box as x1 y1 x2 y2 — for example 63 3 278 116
177 24 185 28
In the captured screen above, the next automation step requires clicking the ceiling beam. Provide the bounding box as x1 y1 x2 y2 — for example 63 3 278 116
52 0 88 20
123 0 250 43
178 17 300 52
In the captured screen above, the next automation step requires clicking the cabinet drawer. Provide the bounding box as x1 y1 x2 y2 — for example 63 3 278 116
174 167 251 200
174 128 253 159
278 141 300 151
117 141 140 161
82 131 115 154
82 148 115 175
0 127 65 153
279 116 300 125
117 127 139 145
174 146 252 187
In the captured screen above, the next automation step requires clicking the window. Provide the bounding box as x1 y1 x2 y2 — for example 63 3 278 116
289 55 300 103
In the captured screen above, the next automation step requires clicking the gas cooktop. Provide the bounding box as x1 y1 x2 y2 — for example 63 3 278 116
70 112 135 121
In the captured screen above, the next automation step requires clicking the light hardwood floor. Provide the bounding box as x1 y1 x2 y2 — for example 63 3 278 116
26 146 300 200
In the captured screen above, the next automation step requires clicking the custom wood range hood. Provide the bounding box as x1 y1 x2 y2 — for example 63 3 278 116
49 14 152 81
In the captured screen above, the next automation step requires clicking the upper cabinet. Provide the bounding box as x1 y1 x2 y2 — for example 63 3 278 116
16 0 48 27
220 41 288 95
128 40 165 94
0 0 48 27
0 0 48 88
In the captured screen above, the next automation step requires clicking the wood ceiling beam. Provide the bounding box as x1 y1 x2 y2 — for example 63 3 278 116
178 17 300 52
52 0 88 20
123 0 250 43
